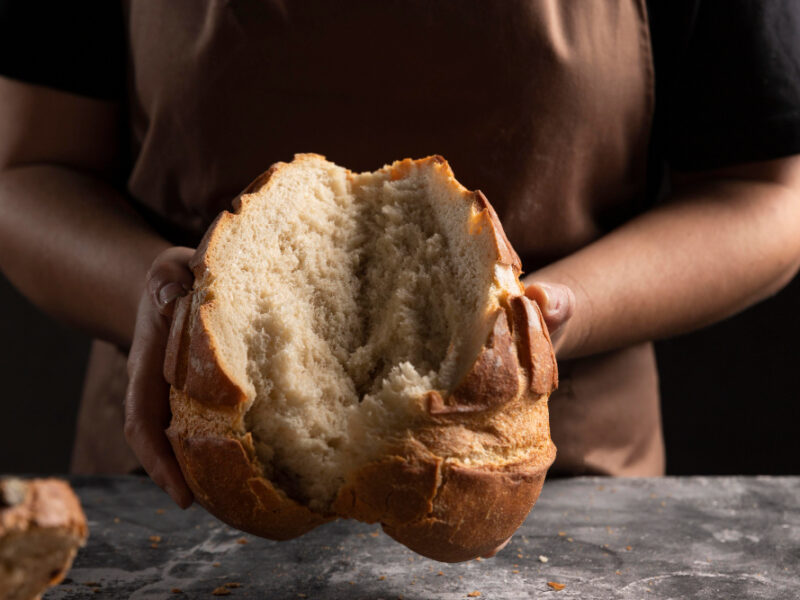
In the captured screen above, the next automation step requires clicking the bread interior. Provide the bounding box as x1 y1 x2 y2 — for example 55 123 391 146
205 157 500 511
0 529 80 600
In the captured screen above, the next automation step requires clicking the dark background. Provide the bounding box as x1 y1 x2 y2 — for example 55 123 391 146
1 269 798 475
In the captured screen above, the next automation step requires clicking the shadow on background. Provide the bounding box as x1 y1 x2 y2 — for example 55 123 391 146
0 274 89 473
1 272 798 475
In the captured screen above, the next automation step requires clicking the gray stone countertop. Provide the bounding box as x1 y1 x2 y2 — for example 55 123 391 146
39 476 798 599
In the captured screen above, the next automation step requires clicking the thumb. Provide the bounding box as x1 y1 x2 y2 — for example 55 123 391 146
524 281 575 336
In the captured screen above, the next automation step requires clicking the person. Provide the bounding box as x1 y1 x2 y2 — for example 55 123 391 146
1 0 799 516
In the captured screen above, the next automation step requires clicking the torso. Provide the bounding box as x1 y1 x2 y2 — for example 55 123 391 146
72 0 664 476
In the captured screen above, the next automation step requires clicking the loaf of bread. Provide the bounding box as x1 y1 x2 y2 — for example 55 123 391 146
0 478 88 600
164 154 557 562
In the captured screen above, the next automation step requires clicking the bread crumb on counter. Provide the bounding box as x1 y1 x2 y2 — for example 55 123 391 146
224 582 241 588
211 586 231 596
467 591 481 597
171 589 182 594
236 537 248 544
547 581 566 591
538 555 549 563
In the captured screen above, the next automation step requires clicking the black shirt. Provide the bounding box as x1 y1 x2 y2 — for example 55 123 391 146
1 0 799 176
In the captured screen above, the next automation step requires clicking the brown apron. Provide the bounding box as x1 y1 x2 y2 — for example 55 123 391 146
72 0 663 477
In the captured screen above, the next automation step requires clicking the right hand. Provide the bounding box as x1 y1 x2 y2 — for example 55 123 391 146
524 281 576 354
124 246 196 508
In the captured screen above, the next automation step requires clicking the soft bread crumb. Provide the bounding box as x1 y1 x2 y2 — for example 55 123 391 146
204 156 506 510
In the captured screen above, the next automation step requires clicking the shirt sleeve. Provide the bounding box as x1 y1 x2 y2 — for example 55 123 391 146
650 0 800 172
0 0 124 100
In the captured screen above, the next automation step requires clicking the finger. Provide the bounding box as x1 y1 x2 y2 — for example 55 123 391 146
125 292 194 508
525 282 575 335
145 247 195 317
481 536 512 558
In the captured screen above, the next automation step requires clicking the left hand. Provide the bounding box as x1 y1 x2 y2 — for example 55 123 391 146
124 246 196 508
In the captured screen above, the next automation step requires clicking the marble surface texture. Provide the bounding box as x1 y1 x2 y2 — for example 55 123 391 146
37 475 799 599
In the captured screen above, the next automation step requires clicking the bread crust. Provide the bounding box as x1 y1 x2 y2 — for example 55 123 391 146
382 459 551 562
166 406 330 540
428 308 520 415
165 155 557 562
510 295 558 395
0 479 88 597
0 479 87 540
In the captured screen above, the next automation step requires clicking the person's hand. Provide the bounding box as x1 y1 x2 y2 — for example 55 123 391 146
524 281 576 352
124 246 196 508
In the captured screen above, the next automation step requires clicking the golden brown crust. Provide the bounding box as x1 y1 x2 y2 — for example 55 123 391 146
183 304 247 407
0 478 88 592
472 190 523 274
166 397 330 540
165 155 557 562
0 479 87 541
381 459 550 562
510 295 558 395
427 309 520 415
332 449 442 524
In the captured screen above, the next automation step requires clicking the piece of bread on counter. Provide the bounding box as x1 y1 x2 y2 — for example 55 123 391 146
0 478 88 600
165 154 557 562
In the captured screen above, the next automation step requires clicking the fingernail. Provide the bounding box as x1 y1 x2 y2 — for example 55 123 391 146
536 283 560 313
157 282 189 308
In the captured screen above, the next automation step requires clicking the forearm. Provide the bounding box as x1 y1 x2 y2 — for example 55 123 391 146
528 170 800 360
0 164 170 347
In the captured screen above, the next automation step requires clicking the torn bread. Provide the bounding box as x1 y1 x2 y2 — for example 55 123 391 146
165 154 557 562
0 478 88 600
